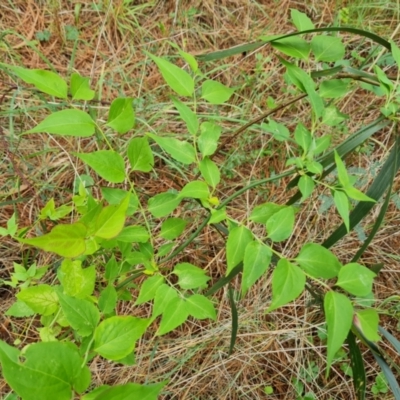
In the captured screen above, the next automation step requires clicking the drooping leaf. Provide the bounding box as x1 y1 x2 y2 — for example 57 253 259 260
127 136 154 172
26 109 95 137
201 80 234 104
147 133 196 164
226 226 253 275
94 316 149 360
106 97 135 134
173 263 210 290
160 218 187 240
267 259 306 312
324 291 354 374
18 222 87 258
242 241 272 296
76 150 126 184
17 284 58 316
70 72 95 100
145 52 194 96
336 263 376 296
295 243 341 279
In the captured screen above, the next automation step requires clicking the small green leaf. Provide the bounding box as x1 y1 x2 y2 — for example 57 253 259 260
311 35 345 62
135 275 165 305
157 297 189 335
76 150 126 183
290 9 315 30
101 188 138 215
201 79 234 104
336 263 376 296
106 97 135 134
116 225 150 243
355 309 380 342
312 135 331 155
199 157 220 188
208 207 226 224
298 175 315 202
334 151 350 187
226 226 253 275
147 133 196 164
250 202 285 224
262 119 290 141
272 37 310 60
94 194 129 239
294 123 312 152
151 284 178 320
98 284 118 314
296 243 342 279
148 192 181 218
70 72 95 100
57 290 100 337
172 97 199 135
17 284 58 316
26 109 95 137
322 106 349 127
173 263 210 290
94 316 149 361
324 291 353 374
390 40 400 69
184 294 216 320
198 122 222 156
334 190 350 231
5 301 35 317
178 180 210 200
242 241 272 296
145 52 194 96
267 259 306 312
160 218 187 240
319 79 350 98
3 65 68 98
344 186 375 202
18 222 87 258
266 206 295 242
127 137 154 172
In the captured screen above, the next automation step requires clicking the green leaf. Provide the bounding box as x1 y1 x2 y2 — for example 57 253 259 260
127 137 154 172
344 186 375 202
94 194 129 239
135 275 165 305
70 72 95 100
312 135 331 155
178 180 210 200
208 207 226 224
98 284 118 314
101 188 138 216
157 296 189 335
178 49 198 73
291 9 315 30
17 284 58 316
250 202 285 224
151 284 178 320
4 65 68 98
334 190 350 231
26 109 95 137
58 259 95 298
147 133 196 164
116 225 150 243
94 316 149 360
294 123 312 152
145 52 194 96
262 119 290 141
324 291 353 374
57 290 100 336
322 105 349 127
160 218 187 240
5 300 35 317
298 175 315 202
226 226 253 275
199 157 220 188
75 150 126 183
173 262 210 290
242 241 272 296
0 341 90 400
374 65 393 96
266 206 295 242
184 294 216 320
336 263 376 296
201 79 234 104
18 222 87 258
106 97 135 134
272 37 310 60
295 243 342 279
85 381 167 400
267 259 306 312
148 192 181 218
311 35 345 62
172 97 199 135
390 40 400 69
355 309 380 342
319 79 350 98
198 122 222 156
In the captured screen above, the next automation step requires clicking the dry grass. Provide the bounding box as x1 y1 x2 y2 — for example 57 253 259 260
1 0 400 399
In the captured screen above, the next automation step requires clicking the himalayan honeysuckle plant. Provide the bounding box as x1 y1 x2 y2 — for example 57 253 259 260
1 10 400 400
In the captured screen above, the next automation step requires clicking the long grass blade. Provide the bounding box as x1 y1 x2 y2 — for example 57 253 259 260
227 285 238 356
347 331 366 400
372 352 400 399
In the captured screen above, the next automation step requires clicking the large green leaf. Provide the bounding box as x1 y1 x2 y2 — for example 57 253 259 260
226 226 253 275
201 80 234 104
18 222 87 258
156 297 189 335
184 294 216 320
336 263 376 296
324 291 354 374
160 217 187 240
17 284 58 316
199 157 220 188
127 137 154 172
148 192 181 218
0 341 90 400
116 225 150 243
356 309 380 342
311 35 345 62
57 260 95 298
75 150 126 183
272 36 310 60
291 9 315 30
26 109 95 137
173 263 210 290
266 206 295 242
267 259 306 312
106 97 135 134
145 52 194 96
135 275 165 305
94 316 149 361
178 180 210 200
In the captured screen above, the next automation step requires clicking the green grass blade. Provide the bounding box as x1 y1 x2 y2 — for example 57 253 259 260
372 352 400 399
379 326 400 354
227 285 238 356
347 331 366 400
